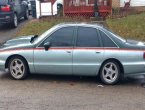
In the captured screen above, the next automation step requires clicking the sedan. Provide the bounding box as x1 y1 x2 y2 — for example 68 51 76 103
0 23 145 85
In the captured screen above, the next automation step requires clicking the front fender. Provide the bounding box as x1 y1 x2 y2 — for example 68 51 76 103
0 48 35 73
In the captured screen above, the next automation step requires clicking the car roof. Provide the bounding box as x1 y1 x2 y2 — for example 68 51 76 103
55 22 104 29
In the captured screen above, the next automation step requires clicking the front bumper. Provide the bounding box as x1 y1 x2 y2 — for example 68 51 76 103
0 12 14 24
0 60 5 71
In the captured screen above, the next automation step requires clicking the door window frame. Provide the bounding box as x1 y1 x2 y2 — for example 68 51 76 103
98 29 119 48
37 26 76 48
74 26 103 48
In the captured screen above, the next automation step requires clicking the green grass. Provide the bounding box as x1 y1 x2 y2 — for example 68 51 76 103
107 13 145 41
16 17 90 37
16 13 145 41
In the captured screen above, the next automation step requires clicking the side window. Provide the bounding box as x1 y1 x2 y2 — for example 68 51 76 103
14 0 19 4
42 27 74 47
76 27 100 47
99 30 117 47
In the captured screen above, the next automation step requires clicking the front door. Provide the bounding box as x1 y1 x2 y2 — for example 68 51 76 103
73 26 104 76
34 26 75 74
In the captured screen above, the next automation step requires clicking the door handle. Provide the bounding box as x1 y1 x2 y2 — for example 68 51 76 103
66 51 71 53
96 51 101 54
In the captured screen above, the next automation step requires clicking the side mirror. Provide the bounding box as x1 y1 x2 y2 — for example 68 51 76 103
44 42 51 51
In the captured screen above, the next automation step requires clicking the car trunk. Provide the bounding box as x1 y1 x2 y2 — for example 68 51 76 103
0 0 11 12
0 0 8 10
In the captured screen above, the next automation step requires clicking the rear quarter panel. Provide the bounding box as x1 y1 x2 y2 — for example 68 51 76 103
103 49 145 75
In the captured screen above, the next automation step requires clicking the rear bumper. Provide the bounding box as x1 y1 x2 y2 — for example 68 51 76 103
0 12 14 24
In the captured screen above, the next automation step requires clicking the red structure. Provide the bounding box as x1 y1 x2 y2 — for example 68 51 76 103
63 0 112 18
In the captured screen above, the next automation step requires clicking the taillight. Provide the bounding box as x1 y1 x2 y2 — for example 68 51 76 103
1 5 11 12
143 53 145 59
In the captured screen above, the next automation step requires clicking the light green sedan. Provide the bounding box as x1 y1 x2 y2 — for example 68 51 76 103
0 23 145 85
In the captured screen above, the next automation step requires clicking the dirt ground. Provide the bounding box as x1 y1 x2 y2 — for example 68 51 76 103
0 71 145 110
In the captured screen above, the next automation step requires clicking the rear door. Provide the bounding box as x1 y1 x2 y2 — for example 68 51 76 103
14 0 22 17
73 26 104 76
21 0 27 16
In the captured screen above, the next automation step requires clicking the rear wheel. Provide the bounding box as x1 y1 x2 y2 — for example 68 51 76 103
12 14 18 28
100 61 121 85
24 9 29 20
8 56 29 80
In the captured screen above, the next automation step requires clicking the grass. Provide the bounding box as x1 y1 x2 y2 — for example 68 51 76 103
16 13 145 41
16 17 90 37
107 13 145 41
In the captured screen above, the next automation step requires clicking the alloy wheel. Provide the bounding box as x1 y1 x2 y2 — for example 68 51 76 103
14 14 18 27
101 62 120 84
10 59 25 79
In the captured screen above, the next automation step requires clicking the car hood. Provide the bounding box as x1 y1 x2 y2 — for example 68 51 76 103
3 35 34 46
0 35 35 50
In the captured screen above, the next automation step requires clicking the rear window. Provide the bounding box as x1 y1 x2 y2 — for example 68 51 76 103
0 0 8 5
99 30 117 47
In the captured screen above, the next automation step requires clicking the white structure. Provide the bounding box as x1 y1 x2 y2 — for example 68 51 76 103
35 0 57 18
120 0 145 7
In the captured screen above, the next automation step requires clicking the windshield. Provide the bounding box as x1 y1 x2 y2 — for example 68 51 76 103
33 25 59 44
0 0 8 5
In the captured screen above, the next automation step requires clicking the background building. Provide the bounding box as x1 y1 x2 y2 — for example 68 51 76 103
35 0 57 18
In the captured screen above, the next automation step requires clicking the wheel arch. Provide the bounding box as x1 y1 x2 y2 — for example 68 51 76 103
99 58 124 75
5 54 29 70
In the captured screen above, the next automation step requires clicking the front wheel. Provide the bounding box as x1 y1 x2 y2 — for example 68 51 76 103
8 56 29 80
100 61 121 85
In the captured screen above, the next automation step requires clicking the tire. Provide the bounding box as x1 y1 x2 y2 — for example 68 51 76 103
24 9 29 20
12 14 18 28
8 56 29 80
100 61 121 85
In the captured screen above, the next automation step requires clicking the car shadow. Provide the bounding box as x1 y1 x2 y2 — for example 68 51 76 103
0 71 144 86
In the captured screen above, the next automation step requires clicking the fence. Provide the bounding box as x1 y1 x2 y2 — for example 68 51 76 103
62 0 145 19
63 0 112 19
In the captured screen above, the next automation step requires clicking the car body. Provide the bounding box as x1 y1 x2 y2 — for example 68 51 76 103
0 23 145 84
0 0 29 27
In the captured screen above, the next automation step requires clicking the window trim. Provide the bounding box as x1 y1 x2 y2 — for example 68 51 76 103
75 26 102 48
37 26 76 48
98 29 119 48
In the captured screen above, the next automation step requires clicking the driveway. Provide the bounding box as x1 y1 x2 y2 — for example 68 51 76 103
0 72 145 110
0 18 30 43
0 18 145 110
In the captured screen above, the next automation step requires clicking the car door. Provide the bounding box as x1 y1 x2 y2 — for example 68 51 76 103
14 0 22 17
21 0 27 16
34 26 75 74
73 26 104 76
